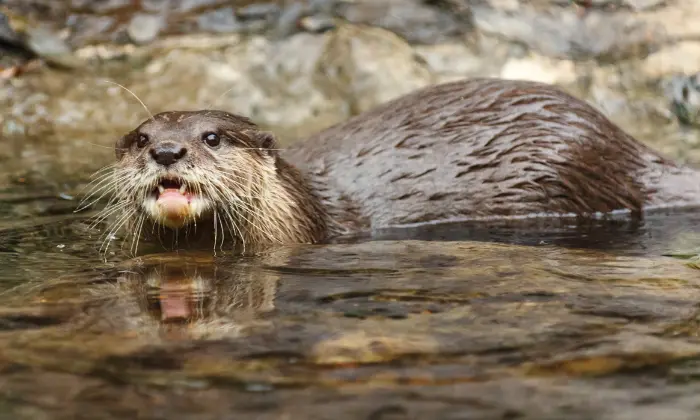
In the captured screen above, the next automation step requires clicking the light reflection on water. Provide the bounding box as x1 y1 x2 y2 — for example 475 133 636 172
2 189 700 418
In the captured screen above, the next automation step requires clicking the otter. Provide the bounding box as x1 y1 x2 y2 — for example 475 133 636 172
92 78 700 253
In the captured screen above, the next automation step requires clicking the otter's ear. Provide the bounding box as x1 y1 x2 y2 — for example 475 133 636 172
115 134 131 160
255 131 278 156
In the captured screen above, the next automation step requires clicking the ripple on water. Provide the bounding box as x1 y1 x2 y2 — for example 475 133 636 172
3 190 700 418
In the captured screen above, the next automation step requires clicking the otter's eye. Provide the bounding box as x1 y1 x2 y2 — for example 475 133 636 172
136 134 149 148
203 132 220 147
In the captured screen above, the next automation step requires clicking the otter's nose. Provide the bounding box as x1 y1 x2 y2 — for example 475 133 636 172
150 143 187 166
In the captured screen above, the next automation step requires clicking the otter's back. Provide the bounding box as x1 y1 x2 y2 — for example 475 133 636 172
284 78 669 229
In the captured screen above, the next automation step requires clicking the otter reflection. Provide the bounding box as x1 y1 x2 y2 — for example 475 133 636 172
82 251 285 341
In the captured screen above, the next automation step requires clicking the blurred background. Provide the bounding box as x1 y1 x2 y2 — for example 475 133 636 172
1 0 699 194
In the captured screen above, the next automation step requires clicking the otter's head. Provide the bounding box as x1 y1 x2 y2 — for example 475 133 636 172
110 110 281 244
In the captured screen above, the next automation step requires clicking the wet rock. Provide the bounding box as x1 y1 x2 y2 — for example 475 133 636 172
69 0 131 13
0 9 24 47
0 23 436 150
623 0 666 11
127 13 166 45
413 39 509 84
637 1 700 40
569 0 666 11
169 0 230 14
0 11 35 70
470 4 665 61
196 7 241 34
336 0 473 44
23 26 79 68
500 54 578 85
642 42 700 79
0 8 79 69
66 15 116 47
0 0 681 55
298 15 336 34
236 3 281 20
141 0 171 13
273 1 306 38
316 24 433 115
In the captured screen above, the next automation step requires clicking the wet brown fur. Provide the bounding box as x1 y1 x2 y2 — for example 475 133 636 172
103 78 700 251
285 78 698 229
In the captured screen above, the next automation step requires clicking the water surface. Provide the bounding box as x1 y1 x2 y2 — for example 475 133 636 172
3 187 700 419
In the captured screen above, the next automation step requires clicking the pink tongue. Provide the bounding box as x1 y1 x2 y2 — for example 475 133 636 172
160 294 190 321
157 188 189 219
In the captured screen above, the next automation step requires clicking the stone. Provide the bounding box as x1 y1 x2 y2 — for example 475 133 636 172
637 1 700 39
298 15 336 34
624 0 667 11
316 24 433 114
69 0 130 13
336 0 470 44
500 55 578 85
196 7 241 34
414 41 508 83
471 4 664 61
127 13 165 45
642 42 700 79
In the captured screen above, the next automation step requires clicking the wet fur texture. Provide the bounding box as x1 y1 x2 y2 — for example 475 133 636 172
285 78 700 228
96 78 700 252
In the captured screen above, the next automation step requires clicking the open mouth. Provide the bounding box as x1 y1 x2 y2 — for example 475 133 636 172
150 177 195 225
144 176 209 229
152 177 188 200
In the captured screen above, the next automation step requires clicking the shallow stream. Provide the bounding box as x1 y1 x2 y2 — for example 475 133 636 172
3 177 700 418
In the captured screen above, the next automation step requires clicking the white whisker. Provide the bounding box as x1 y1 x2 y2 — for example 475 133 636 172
100 79 155 121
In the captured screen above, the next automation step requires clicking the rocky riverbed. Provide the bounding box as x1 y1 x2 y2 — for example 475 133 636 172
3 1 700 419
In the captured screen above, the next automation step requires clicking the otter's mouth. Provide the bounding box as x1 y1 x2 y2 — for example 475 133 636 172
152 177 191 202
146 176 204 229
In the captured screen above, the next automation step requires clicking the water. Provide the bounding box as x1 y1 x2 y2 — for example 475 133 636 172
3 186 700 419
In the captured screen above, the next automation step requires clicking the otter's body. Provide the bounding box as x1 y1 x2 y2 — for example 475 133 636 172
285 79 700 229
98 78 700 252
